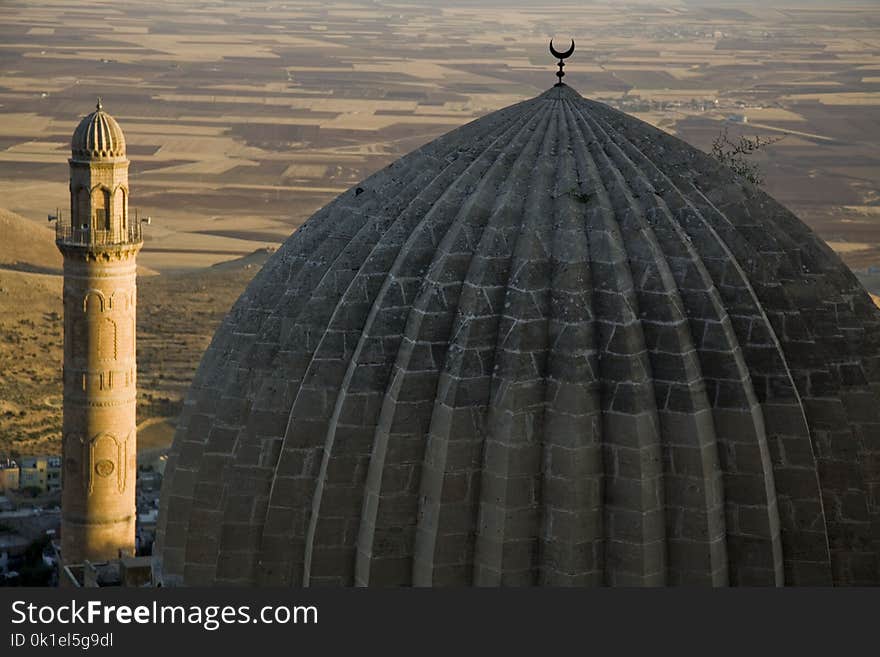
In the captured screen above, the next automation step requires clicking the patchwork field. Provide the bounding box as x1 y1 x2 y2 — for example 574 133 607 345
0 1 877 275
0 0 878 455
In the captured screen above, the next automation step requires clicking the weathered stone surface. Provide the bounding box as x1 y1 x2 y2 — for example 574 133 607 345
154 84 880 587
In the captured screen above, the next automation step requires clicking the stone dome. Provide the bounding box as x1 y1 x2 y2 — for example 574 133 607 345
154 84 880 587
71 100 126 161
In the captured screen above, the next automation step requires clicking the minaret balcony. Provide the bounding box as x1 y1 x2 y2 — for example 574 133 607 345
55 219 142 248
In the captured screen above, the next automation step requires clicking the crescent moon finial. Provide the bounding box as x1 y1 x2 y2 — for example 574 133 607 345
549 38 575 87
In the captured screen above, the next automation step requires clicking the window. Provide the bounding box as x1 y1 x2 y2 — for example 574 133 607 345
77 187 90 229
93 188 110 230
117 188 127 229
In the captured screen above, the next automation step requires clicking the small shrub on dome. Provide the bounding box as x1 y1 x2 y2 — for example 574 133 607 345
710 126 785 186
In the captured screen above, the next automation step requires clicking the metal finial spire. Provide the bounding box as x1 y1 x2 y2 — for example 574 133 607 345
96 97 103 112
549 39 575 86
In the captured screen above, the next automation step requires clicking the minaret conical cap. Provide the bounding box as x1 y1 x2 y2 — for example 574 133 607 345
70 98 126 160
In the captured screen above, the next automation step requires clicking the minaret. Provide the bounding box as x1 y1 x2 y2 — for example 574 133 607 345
56 100 142 566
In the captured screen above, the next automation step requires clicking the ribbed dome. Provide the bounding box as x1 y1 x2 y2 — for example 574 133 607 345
71 100 126 160
155 84 880 587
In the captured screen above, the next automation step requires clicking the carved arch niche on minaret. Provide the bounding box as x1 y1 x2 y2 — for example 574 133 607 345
85 431 127 495
91 185 111 232
83 289 107 314
97 317 118 362
110 289 130 313
76 187 90 230
112 185 127 232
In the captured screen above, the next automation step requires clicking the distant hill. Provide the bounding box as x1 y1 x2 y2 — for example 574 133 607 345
0 267 63 455
0 207 161 277
0 208 62 274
